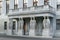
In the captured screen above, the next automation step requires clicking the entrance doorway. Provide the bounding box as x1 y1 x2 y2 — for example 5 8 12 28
23 18 30 35
35 17 43 36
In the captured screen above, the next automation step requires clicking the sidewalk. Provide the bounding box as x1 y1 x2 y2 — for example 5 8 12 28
0 35 60 40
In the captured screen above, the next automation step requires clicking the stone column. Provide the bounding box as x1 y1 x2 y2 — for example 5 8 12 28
42 16 50 37
7 18 13 35
18 18 24 36
29 17 36 36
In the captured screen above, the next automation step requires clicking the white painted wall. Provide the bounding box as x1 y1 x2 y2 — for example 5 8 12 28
0 15 9 34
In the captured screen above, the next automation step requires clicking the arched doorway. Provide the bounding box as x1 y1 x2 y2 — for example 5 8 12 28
23 18 30 35
12 19 17 35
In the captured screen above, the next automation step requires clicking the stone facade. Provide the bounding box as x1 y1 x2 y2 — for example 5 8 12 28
0 0 60 38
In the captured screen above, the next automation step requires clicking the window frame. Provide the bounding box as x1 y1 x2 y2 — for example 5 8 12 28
4 22 7 30
14 0 18 10
44 0 49 5
12 21 16 30
33 0 38 7
23 0 27 8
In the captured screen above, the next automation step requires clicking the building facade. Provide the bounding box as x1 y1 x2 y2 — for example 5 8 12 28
0 0 60 38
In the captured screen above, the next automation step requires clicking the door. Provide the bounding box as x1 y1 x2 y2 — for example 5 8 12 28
23 19 29 35
23 22 28 35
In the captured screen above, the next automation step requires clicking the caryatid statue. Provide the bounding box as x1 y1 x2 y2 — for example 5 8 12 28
43 16 50 29
18 18 24 36
42 16 50 36
29 17 36 36
46 17 50 29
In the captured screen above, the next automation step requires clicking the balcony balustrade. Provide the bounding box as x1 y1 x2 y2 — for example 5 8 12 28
8 5 55 15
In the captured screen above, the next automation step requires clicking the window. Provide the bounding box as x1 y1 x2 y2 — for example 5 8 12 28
57 5 60 10
6 0 9 14
0 1 2 14
4 22 7 30
14 0 18 10
44 0 49 5
12 21 15 30
33 0 38 7
56 19 60 30
23 0 27 8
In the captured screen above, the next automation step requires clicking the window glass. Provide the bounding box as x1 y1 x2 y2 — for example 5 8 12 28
33 0 38 6
57 5 60 10
0 1 2 14
13 21 15 30
6 0 9 14
23 0 27 8
44 0 49 5
14 0 18 9
56 20 60 30
4 22 7 30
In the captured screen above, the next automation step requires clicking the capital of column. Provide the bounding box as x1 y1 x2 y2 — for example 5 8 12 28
19 17 23 20
30 17 35 20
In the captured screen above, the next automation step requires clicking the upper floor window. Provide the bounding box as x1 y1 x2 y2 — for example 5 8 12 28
57 5 60 10
14 0 18 10
33 0 38 7
6 0 9 14
44 0 49 5
23 0 27 8
0 1 2 14
56 19 60 30
12 21 16 30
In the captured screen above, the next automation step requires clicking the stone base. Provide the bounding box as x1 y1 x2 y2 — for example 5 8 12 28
29 30 35 36
42 29 50 37
18 30 23 36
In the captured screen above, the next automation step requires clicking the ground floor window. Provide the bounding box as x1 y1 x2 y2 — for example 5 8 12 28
12 21 16 30
56 19 60 30
4 22 7 30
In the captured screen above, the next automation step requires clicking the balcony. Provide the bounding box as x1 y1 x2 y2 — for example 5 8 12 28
8 5 55 15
